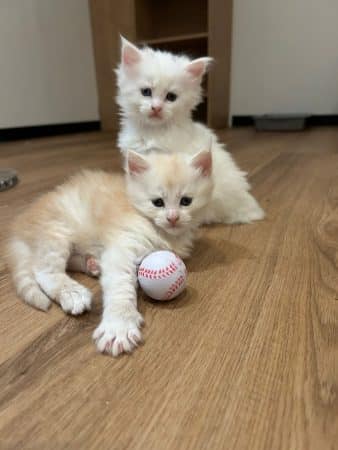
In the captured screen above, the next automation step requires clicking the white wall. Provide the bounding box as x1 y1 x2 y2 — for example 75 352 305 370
0 0 98 128
230 0 338 117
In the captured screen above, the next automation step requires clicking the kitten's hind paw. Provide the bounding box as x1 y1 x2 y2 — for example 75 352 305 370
93 311 144 357
85 255 101 277
224 193 265 224
226 203 265 224
59 282 92 315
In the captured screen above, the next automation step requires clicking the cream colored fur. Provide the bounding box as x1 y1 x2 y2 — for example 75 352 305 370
117 37 264 224
8 150 213 357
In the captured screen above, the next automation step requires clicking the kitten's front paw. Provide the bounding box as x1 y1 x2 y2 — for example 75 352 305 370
59 283 92 315
93 310 144 357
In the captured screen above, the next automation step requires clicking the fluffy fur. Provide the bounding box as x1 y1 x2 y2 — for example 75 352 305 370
8 150 213 357
116 37 264 224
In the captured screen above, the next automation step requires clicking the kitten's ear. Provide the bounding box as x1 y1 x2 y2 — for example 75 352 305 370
120 35 142 67
126 151 149 175
191 149 212 176
186 57 213 80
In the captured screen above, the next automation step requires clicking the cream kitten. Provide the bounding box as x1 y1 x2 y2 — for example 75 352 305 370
8 149 213 357
116 37 264 224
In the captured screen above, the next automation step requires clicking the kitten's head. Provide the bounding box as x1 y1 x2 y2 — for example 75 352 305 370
126 148 213 235
116 36 212 126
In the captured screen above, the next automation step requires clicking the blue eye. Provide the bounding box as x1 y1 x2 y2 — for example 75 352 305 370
180 196 192 206
141 88 152 97
152 198 165 207
166 92 177 102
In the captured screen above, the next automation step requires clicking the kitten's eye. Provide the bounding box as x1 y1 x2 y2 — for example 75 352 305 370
166 92 177 102
152 198 165 207
180 196 192 206
141 88 152 97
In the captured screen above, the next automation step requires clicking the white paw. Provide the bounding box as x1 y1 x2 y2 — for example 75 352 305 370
59 283 92 315
228 205 265 224
251 206 265 221
93 310 144 357
226 197 265 224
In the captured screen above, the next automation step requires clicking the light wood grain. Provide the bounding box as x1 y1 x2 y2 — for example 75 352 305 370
1 128 338 450
208 0 233 128
89 0 136 131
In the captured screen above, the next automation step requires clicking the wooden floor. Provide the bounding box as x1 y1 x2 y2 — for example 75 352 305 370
0 128 338 449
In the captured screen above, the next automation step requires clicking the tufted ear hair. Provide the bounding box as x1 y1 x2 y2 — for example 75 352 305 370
120 35 142 67
186 57 213 80
126 151 149 175
191 148 212 177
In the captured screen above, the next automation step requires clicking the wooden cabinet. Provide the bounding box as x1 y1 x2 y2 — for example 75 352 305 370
89 0 232 131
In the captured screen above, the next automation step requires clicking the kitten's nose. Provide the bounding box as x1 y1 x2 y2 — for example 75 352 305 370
151 105 162 114
167 212 179 226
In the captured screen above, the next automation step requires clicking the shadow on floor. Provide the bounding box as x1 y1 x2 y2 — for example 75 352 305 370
187 236 253 274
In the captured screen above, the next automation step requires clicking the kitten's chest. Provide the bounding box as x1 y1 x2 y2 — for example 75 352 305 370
119 125 203 155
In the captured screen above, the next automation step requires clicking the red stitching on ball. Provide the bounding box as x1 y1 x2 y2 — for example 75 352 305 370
164 274 185 299
138 261 179 280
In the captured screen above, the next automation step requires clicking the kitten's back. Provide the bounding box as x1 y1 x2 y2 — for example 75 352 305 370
10 170 133 241
7 170 136 310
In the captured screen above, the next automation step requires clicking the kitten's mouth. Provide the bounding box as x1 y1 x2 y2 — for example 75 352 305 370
148 112 163 119
165 223 183 234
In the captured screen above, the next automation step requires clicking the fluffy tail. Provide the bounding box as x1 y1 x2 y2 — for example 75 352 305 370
7 238 51 311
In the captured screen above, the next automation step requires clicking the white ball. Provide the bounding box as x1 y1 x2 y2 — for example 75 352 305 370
138 251 187 301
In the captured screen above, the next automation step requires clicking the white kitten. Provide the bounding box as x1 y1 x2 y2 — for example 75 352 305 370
8 150 213 357
116 37 264 224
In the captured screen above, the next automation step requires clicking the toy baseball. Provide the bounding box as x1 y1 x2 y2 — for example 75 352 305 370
138 251 187 301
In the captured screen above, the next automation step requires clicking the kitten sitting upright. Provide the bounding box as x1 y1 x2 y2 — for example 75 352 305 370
8 149 213 357
116 37 264 225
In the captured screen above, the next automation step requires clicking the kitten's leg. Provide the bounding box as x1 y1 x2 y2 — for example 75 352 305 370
67 253 101 277
8 238 51 311
206 189 265 225
206 144 265 224
34 242 92 315
93 243 144 357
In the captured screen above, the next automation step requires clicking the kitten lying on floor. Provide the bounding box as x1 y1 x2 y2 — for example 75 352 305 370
117 37 264 225
8 149 213 356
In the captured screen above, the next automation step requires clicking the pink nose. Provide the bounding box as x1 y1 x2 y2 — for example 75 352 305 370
167 214 179 225
151 105 162 114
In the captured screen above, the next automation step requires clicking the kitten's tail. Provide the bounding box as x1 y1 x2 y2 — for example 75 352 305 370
7 238 51 311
